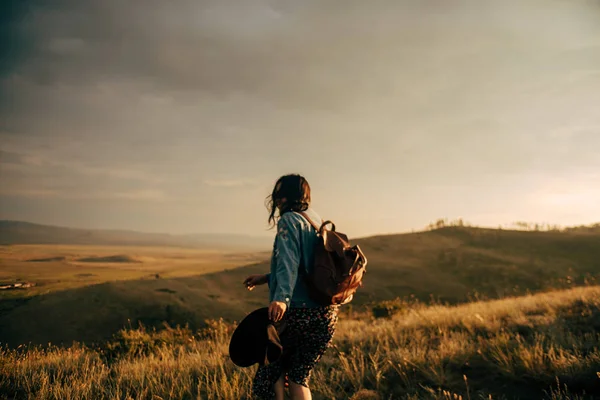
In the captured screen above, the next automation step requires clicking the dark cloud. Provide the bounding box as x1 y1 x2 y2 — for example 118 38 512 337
0 150 28 164
0 0 35 78
3 0 599 122
5 0 593 111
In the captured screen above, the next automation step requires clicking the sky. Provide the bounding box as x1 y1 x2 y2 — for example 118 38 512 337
1 0 599 238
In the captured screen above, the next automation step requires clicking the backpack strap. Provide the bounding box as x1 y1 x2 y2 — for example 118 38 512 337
298 211 322 233
298 211 336 234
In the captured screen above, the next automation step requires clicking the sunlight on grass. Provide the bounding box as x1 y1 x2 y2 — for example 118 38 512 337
1 286 599 399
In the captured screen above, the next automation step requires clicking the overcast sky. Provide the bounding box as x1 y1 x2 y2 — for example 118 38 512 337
1 0 599 237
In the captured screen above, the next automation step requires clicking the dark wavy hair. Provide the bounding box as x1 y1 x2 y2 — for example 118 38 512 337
266 174 311 228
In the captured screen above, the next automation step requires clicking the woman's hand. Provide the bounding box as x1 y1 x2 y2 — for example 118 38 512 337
268 301 287 322
243 274 268 291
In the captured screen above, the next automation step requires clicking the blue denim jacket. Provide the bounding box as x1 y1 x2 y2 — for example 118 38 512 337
265 208 323 309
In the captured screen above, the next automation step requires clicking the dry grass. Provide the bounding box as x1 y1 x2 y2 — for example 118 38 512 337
2 286 600 399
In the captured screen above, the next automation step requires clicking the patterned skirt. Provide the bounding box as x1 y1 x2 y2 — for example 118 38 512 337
251 306 339 399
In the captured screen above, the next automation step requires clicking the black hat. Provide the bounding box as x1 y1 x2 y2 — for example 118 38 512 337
229 307 287 368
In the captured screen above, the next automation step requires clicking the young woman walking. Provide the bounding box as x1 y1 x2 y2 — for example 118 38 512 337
243 174 339 400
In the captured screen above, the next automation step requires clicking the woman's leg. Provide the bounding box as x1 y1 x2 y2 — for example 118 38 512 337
252 363 282 399
274 374 286 400
286 307 338 399
289 381 312 400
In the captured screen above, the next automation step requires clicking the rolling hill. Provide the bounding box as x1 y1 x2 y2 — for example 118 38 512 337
0 220 272 250
1 225 599 347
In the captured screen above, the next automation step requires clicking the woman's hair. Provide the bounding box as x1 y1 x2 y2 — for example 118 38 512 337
266 174 311 228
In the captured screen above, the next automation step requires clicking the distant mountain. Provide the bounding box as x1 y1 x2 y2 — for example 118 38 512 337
0 220 273 250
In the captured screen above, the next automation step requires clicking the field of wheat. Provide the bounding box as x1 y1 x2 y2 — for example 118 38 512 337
1 285 599 399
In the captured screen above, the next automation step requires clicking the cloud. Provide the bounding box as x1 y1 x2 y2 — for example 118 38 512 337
0 149 162 183
4 0 595 114
0 188 59 198
203 179 256 188
0 148 166 201
0 150 30 165
0 186 167 202
1 0 600 234
111 190 167 201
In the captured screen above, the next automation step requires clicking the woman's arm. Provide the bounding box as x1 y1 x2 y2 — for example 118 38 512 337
271 213 301 309
243 274 268 290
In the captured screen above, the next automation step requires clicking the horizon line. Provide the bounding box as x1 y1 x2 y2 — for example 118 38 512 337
2 218 599 240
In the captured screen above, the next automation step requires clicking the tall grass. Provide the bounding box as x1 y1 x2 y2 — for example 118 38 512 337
1 286 600 399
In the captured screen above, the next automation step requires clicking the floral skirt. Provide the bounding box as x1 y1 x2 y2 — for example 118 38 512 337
251 306 339 399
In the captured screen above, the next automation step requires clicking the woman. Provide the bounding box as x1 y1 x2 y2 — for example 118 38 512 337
243 174 339 400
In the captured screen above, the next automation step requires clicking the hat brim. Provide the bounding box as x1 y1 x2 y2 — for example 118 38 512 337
229 307 273 367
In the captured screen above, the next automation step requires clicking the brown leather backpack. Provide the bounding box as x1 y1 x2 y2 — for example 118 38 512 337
298 212 367 305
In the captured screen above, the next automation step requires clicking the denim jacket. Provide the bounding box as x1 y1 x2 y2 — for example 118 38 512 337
265 207 323 309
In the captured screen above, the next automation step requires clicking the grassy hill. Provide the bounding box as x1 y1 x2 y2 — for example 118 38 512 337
1 226 599 348
1 285 599 399
356 225 600 302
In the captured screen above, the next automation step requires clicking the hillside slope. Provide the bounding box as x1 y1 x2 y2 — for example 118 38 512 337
0 220 272 250
354 226 600 302
1 226 599 347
